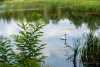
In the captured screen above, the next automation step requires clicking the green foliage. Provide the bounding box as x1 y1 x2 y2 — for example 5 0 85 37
0 22 45 67
15 22 45 67
2 0 100 12
0 36 16 67
20 58 40 67
65 39 81 67
81 32 100 67
0 36 15 64
0 62 13 67
0 0 5 2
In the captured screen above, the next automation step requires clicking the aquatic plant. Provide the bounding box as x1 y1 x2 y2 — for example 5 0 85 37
15 22 45 67
0 36 15 67
81 32 100 67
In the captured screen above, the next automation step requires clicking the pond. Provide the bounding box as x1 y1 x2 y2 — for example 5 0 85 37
0 10 100 67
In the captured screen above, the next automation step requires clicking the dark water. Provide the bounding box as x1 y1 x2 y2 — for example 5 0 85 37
0 10 100 67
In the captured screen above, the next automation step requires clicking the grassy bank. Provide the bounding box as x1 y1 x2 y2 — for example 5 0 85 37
1 0 100 12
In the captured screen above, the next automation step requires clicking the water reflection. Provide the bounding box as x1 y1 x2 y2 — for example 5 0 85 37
42 19 90 67
0 10 100 30
0 19 20 36
0 18 99 67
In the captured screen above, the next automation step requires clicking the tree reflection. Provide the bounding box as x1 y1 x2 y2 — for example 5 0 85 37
0 10 100 30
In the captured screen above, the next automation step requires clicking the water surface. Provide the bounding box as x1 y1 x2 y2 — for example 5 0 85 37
0 10 100 67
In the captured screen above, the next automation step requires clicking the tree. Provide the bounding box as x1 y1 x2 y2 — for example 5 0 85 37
81 32 100 67
15 22 45 67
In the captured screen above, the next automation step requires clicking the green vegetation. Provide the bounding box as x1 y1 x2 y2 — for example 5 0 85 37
0 22 45 67
0 11 44 22
65 38 82 67
81 32 100 67
0 0 100 30
15 22 45 67
0 0 100 12
0 62 13 67
65 32 100 67
1 0 100 12
0 9 100 30
0 36 15 64
0 0 100 67
0 0 100 29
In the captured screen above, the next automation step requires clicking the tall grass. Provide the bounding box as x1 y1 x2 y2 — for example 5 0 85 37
81 32 100 67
